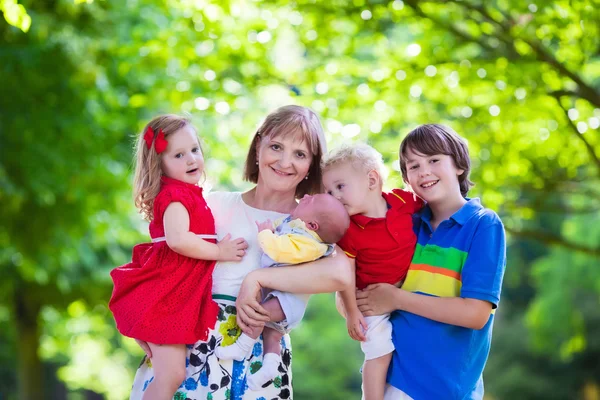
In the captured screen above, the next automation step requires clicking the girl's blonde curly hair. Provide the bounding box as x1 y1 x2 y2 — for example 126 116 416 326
133 114 197 221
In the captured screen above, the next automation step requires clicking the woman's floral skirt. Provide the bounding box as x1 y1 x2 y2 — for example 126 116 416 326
129 297 293 400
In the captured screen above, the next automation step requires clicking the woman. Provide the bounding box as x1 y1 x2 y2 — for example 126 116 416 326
130 105 352 400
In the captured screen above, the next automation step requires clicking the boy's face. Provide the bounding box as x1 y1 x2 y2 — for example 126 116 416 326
403 148 464 204
322 162 369 216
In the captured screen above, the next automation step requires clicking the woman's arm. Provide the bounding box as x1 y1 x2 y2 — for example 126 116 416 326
235 247 353 332
356 283 493 330
245 245 352 293
164 202 247 261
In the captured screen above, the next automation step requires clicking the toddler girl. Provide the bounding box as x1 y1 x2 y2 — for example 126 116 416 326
109 115 247 400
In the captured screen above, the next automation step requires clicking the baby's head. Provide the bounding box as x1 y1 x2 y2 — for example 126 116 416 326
290 193 350 244
321 143 387 216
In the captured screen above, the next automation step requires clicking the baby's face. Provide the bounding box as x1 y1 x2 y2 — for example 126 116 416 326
322 162 369 216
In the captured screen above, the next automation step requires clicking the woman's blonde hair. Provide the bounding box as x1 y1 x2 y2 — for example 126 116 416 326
243 105 327 198
322 143 388 185
133 114 196 221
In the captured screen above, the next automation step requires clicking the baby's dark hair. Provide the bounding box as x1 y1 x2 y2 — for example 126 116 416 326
399 124 474 197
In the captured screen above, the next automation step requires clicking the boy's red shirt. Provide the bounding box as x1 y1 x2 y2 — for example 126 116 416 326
337 189 423 290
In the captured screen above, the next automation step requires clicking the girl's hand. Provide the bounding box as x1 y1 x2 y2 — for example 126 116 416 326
135 339 152 359
236 273 270 334
217 234 248 261
255 219 273 232
346 309 368 342
356 283 401 316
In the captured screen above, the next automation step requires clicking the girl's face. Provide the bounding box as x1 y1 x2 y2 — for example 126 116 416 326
322 162 369 216
161 126 204 185
403 148 464 205
256 133 313 196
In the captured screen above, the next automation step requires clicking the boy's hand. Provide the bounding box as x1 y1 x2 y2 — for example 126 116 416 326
357 283 400 315
255 219 273 232
346 309 367 342
217 234 248 261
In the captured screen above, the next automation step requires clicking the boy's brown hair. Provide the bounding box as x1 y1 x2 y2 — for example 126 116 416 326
399 124 474 197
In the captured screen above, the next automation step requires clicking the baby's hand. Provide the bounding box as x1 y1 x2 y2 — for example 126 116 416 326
346 309 368 342
217 234 248 262
255 219 273 232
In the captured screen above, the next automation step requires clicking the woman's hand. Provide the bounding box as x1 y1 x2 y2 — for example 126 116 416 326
135 339 152 359
356 283 402 316
236 272 270 334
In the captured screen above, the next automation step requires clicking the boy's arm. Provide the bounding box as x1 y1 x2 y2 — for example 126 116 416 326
338 258 367 341
358 217 506 330
257 229 328 264
357 285 492 329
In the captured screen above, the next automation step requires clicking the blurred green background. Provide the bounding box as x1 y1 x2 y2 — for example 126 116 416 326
1 0 600 399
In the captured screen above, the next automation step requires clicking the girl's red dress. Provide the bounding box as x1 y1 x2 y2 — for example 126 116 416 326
109 177 219 344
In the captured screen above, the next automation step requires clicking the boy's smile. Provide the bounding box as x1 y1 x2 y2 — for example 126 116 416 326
419 179 439 189
404 149 464 205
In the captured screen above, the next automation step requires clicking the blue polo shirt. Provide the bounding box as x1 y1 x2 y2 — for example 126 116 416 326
387 198 506 400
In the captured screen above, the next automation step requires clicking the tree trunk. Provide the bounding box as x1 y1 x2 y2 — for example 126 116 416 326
14 287 43 400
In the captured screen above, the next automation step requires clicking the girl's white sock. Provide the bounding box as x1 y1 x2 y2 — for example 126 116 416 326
247 353 281 391
215 333 256 361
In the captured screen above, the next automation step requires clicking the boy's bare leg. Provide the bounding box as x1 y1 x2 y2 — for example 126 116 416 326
362 352 392 400
247 327 285 390
142 343 186 400
217 297 286 361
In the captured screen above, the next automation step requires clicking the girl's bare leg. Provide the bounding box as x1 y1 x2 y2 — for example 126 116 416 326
142 343 186 400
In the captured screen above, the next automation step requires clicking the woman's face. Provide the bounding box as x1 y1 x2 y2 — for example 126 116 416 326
256 133 313 196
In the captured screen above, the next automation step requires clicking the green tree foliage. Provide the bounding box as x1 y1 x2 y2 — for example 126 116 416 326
1 0 599 399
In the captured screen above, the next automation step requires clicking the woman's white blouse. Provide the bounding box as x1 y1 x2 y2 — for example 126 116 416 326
205 191 287 297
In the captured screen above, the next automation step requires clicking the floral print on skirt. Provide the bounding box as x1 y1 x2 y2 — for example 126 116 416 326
129 298 293 400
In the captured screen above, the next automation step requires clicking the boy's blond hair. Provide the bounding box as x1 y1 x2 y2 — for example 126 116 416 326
321 143 388 184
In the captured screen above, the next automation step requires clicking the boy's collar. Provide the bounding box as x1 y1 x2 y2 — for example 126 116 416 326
420 198 482 226
451 198 481 225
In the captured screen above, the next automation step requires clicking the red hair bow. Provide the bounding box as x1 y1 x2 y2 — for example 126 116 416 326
143 127 168 154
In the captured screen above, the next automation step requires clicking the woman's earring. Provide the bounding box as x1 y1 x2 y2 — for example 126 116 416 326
304 174 309 180
256 161 259 165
